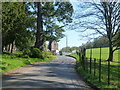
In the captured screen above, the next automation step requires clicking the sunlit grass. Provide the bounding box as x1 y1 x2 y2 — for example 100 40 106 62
86 47 119 62
67 53 120 89
1 53 55 74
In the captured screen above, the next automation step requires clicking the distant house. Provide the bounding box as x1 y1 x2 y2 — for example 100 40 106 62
51 40 58 51
46 40 59 55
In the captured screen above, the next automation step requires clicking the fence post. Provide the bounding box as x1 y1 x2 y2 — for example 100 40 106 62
118 49 120 87
86 57 88 72
99 47 101 82
90 48 92 74
84 48 86 71
83 48 86 71
81 48 84 69
108 59 110 85
94 58 96 76
78 50 80 61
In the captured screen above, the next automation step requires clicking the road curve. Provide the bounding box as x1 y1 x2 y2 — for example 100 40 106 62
2 55 92 89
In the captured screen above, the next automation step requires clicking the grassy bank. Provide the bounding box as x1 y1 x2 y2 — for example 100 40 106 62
0 52 56 74
67 54 120 89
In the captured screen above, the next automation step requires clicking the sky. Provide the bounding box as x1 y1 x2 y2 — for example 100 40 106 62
58 30 83 50
58 2 88 50
58 1 102 50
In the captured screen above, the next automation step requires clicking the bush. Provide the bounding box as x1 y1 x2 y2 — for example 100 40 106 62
10 54 17 59
23 54 29 58
23 49 31 56
30 48 43 58
22 48 53 58
22 60 31 64
42 51 54 58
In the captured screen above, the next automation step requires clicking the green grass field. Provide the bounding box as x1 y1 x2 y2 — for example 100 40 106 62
67 47 120 88
0 52 55 74
86 47 120 62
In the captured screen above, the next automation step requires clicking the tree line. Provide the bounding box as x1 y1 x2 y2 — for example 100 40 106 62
60 46 79 53
81 32 120 49
2 2 73 53
60 34 118 52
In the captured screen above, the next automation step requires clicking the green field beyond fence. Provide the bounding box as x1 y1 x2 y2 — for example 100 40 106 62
67 47 120 88
86 47 119 62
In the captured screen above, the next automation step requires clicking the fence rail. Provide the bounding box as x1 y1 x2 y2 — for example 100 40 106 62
78 47 120 87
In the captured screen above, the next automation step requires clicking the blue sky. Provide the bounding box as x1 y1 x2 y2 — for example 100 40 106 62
58 1 101 50
58 30 83 50
58 2 87 50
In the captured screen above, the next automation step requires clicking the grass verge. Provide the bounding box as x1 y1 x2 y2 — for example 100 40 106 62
0 52 56 74
67 54 120 89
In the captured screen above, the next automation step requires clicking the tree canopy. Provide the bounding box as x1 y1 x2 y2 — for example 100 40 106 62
2 2 74 52
33 2 73 50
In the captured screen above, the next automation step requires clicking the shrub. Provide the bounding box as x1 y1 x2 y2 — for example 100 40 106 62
30 48 43 58
22 60 31 64
23 54 29 58
10 54 17 59
23 49 31 56
14 52 23 57
42 51 54 58
3 52 11 55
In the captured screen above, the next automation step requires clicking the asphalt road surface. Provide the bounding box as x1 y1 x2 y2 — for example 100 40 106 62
2 55 92 89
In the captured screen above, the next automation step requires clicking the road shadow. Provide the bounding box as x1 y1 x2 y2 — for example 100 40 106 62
2 56 91 89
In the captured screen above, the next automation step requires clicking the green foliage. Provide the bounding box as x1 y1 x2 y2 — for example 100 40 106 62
22 48 55 59
46 24 65 42
66 54 79 61
30 48 43 58
61 47 72 52
93 36 109 48
1 52 56 74
80 35 109 49
34 2 73 49
86 47 119 61
22 54 29 58
2 2 35 51
68 53 119 88
61 46 79 53
23 49 31 56
42 51 54 58
113 31 120 47
2 2 73 51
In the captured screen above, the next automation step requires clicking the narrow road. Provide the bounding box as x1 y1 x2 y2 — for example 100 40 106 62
2 56 92 89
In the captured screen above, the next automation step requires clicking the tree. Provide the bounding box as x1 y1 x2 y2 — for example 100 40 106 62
74 1 120 61
34 2 73 50
61 47 71 53
34 2 43 50
45 23 65 51
93 36 109 48
2 2 36 53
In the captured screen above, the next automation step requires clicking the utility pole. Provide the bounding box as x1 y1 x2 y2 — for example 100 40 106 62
66 35 68 52
66 35 68 48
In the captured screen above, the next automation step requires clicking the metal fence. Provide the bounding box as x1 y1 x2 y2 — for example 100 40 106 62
77 47 120 87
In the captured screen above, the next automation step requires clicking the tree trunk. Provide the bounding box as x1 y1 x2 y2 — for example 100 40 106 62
107 43 113 61
2 46 4 53
7 44 11 52
34 2 44 50
34 2 41 48
39 38 44 51
48 40 52 51
11 42 14 53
